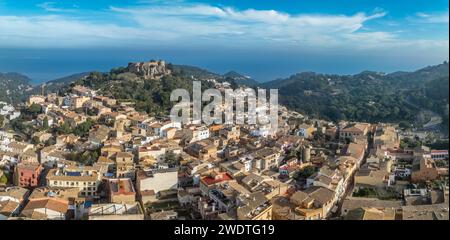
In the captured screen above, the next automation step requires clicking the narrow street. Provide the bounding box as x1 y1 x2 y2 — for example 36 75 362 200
330 132 373 218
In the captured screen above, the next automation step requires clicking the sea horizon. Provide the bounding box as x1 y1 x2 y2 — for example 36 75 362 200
1 48 447 85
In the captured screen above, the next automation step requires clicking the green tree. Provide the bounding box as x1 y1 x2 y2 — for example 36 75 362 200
400 137 422 149
27 103 42 116
44 138 56 147
165 151 179 167
77 148 100 165
43 116 49 129
31 136 40 145
81 152 92 165
0 115 4 128
0 174 8 185
425 140 449 150
73 118 95 137
57 122 72 135
294 166 317 180
398 121 411 130
11 118 25 132
353 188 377 197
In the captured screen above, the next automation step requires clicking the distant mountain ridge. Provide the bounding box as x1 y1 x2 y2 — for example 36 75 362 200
262 61 449 133
223 71 246 78
223 71 259 87
170 64 221 80
43 72 90 90
46 72 91 85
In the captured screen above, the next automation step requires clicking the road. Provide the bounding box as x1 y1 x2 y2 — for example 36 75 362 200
422 114 442 130
405 97 443 131
331 173 355 218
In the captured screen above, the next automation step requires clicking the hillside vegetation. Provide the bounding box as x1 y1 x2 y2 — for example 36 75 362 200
2 61 448 134
0 72 33 104
262 62 449 132
73 64 218 117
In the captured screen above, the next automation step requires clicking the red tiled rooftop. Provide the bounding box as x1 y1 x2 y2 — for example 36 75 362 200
201 173 232 186
109 179 135 195
431 150 448 154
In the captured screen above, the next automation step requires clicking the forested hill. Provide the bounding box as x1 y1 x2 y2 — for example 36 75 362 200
2 60 448 133
1 61 251 116
0 72 33 104
262 62 449 132
72 63 221 117
223 71 259 87
28 72 91 96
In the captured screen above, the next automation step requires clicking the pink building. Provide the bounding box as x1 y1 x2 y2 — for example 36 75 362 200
14 163 43 188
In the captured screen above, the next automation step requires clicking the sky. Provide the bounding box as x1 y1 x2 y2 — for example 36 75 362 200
0 0 448 83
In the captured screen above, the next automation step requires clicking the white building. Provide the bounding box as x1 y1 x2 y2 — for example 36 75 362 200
0 131 12 146
160 121 182 137
46 166 103 198
8 111 20 120
0 104 20 121
136 168 178 195
250 124 272 138
191 126 210 142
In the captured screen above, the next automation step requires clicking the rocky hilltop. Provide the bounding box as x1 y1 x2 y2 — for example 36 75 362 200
127 60 171 80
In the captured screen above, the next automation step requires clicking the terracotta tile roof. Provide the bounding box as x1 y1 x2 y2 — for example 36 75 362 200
140 190 155 196
0 187 29 201
201 172 232 186
304 186 335 207
116 152 134 159
431 150 448 154
22 198 69 217
0 200 19 216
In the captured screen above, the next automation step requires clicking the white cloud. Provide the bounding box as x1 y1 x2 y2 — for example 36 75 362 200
36 2 77 13
415 11 449 23
109 4 390 47
0 15 144 48
0 2 445 51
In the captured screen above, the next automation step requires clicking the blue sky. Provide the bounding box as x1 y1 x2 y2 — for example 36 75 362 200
0 0 448 82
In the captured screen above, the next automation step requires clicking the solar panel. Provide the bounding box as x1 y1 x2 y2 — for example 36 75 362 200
66 172 82 176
